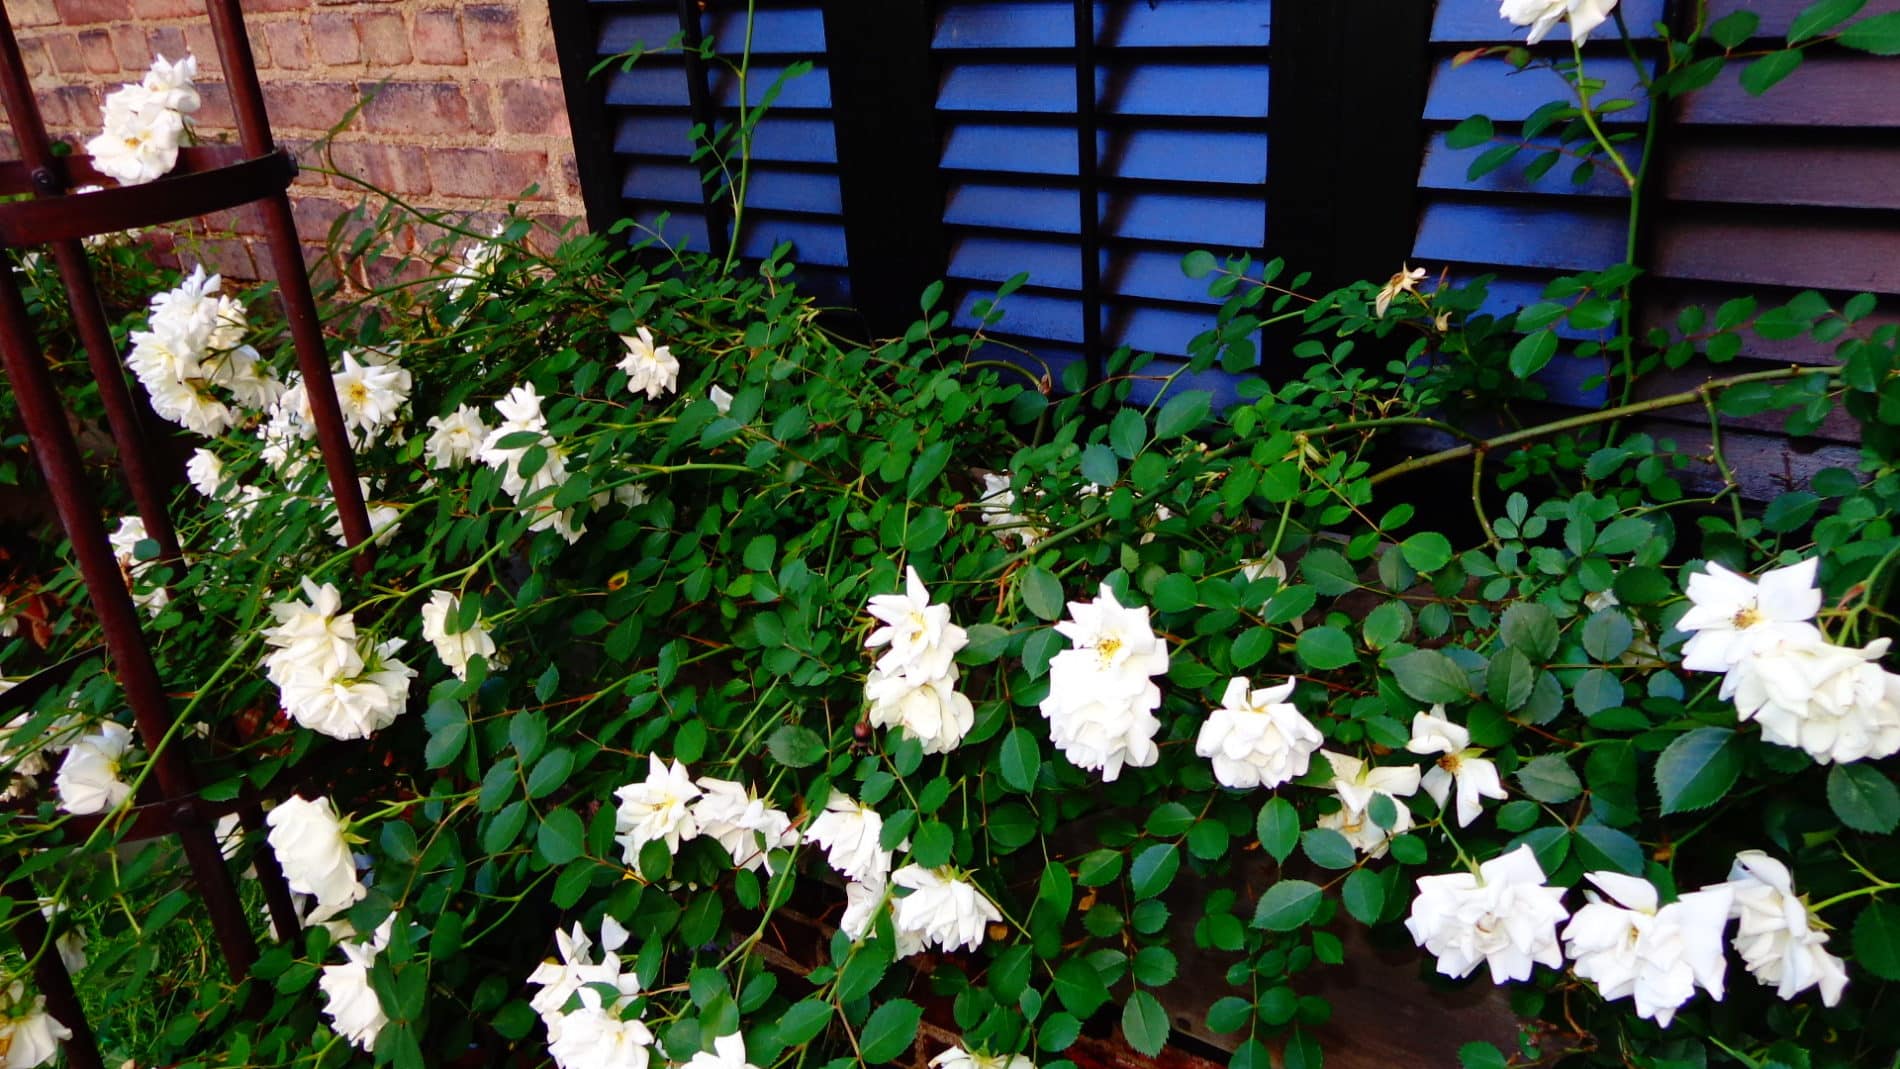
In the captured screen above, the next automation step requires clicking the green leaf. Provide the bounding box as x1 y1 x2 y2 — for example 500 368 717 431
1000 727 1041 792
1572 822 1645 875
1389 649 1470 703
1121 991 1171 1057
906 441 954 498
1398 532 1453 573
1485 648 1535 711
526 748 576 800
1108 408 1147 459
1206 996 1252 1034
1709 9 1760 48
1301 548 1359 596
766 724 825 768
1853 902 1900 980
1516 754 1583 804
1283 1027 1323 1069
1020 566 1065 622
1460 1042 1508 1069
1827 764 1900 833
776 1000 832 1046
1444 114 1495 149
1295 626 1357 671
536 808 585 866
425 716 468 769
1079 443 1120 487
1301 828 1357 870
1508 329 1559 379
1257 797 1299 862
1231 626 1276 668
1740 49 1803 95
1341 867 1385 925
857 999 923 1063
1655 728 1742 814
1252 879 1324 931
1053 958 1111 1017
1155 390 1214 438
1790 0 1866 42
1582 609 1634 662
1077 849 1124 886
1499 603 1560 659
1841 10 1900 52
960 624 1010 665
1182 250 1218 279
1130 844 1180 901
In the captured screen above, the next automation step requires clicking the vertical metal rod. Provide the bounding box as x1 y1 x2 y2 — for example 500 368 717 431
0 266 260 979
200 0 375 562
7 879 105 1069
678 0 736 262
0 14 186 566
1072 0 1104 391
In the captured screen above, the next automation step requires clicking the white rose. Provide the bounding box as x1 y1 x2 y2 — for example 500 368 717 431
1404 845 1569 983
264 794 366 911
1039 584 1169 781
1195 676 1323 789
1726 634 1900 764
1405 707 1508 827
319 941 388 1051
424 404 490 469
54 721 135 815
930 1045 1036 1069
0 980 73 1069
806 792 892 886
1677 557 1823 675
613 755 701 869
1721 851 1849 1006
1561 871 1732 1026
892 864 1002 956
1317 793 1414 859
617 326 679 401
691 777 798 873
1498 0 1619 45
865 566 968 682
865 668 976 756
419 590 499 681
682 1032 760 1069
1319 749 1421 815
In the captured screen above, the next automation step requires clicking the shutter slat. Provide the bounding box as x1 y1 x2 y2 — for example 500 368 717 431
1423 57 1651 122
1677 58 1900 126
1414 201 1627 272
1703 0 1900 37
1667 138 1900 209
1419 134 1634 198
935 0 1271 366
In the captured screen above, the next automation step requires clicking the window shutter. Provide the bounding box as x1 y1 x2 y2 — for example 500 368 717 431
581 0 853 302
930 0 1272 401
1411 0 1869 494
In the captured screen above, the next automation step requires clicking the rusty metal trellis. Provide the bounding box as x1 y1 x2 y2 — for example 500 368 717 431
0 3 376 1065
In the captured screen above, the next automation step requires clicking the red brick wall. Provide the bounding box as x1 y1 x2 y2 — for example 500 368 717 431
0 0 583 275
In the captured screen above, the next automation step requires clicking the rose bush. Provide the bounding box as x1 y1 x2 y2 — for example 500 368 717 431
5 5 1900 1069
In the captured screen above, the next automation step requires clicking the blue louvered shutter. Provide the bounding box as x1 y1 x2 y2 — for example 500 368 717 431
1413 0 1870 488
931 0 1272 402
1413 0 1667 407
591 0 853 302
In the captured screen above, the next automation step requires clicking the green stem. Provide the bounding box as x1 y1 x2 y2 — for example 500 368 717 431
1571 39 1638 190
1368 365 1840 486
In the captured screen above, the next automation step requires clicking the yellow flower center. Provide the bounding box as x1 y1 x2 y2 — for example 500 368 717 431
1098 636 1122 659
1733 605 1764 629
1438 753 1464 774
345 382 371 407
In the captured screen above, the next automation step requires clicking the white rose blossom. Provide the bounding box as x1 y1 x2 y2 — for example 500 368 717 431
531 919 651 1069
85 54 200 185
1724 633 1900 765
931 1046 1036 1069
419 590 499 680
806 792 892 887
617 326 679 401
0 980 72 1069
976 471 1042 547
264 794 366 913
709 384 734 415
1317 794 1413 859
108 515 170 615
1677 557 1823 676
1405 707 1508 827
683 1032 760 1069
692 777 799 873
330 351 413 446
613 755 702 869
1320 749 1422 816
892 864 1003 957
865 566 967 682
1721 851 1849 1006
54 722 135 815
477 383 586 543
185 448 224 498
1404 845 1570 983
1561 871 1733 1026
319 925 391 1051
1195 676 1323 789
1498 0 1619 45
1039 584 1170 782
424 404 490 469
